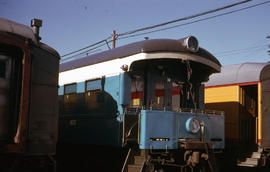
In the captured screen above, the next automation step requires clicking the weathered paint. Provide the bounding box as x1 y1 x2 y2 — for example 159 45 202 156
139 110 225 149
1 18 60 156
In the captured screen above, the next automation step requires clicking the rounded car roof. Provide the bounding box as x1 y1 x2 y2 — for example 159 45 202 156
60 38 221 72
0 18 37 44
0 18 59 57
205 62 270 87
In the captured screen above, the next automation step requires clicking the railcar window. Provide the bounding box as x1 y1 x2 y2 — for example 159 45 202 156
0 61 6 78
63 83 77 113
147 72 183 111
129 72 183 111
130 75 144 108
85 89 101 110
86 79 101 91
85 79 102 110
64 84 77 94
172 82 182 111
151 76 165 110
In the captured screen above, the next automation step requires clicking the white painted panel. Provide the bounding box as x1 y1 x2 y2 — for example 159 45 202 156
59 52 220 86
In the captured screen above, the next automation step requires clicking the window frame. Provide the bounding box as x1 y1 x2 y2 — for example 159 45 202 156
64 82 77 95
85 78 103 110
63 83 77 113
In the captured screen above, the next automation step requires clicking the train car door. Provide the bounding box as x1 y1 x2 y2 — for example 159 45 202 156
239 84 257 145
0 54 11 142
261 65 270 149
0 48 22 143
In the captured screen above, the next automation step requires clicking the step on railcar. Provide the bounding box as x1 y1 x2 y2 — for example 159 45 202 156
0 18 60 171
58 36 225 172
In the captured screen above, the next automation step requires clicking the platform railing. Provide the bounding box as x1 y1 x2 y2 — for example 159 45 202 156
126 106 224 116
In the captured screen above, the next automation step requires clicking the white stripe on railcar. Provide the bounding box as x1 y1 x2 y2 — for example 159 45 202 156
59 53 145 85
59 52 220 86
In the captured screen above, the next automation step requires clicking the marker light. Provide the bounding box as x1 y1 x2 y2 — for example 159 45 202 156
186 117 200 134
185 36 199 52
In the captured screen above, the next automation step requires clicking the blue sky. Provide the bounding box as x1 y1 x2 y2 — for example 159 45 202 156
1 0 270 65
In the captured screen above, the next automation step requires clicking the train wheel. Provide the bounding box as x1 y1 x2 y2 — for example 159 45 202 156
144 157 155 172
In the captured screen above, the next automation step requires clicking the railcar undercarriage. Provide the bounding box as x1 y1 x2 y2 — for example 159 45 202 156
122 140 219 172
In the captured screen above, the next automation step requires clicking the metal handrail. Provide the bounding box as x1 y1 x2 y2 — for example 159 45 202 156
126 121 138 138
126 107 224 115
121 148 132 172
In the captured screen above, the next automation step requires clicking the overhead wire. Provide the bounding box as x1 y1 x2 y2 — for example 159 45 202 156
218 47 267 57
60 0 270 60
60 0 252 59
221 47 268 63
61 36 111 57
60 42 109 62
214 44 268 63
118 0 270 40
215 44 268 54
117 0 251 37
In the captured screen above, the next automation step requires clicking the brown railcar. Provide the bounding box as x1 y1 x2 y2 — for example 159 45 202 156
0 18 59 171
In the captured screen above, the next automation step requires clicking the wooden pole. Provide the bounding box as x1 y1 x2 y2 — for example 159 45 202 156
112 30 116 48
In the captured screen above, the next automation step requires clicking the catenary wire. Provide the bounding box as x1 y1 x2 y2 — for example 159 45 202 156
60 0 252 58
117 0 251 37
61 36 111 57
61 41 109 62
215 44 268 55
217 46 267 57
61 0 270 59
117 1 270 40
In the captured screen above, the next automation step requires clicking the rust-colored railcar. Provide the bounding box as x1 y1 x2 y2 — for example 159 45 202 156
0 18 59 171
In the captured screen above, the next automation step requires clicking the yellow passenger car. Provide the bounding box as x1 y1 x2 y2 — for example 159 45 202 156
205 62 270 166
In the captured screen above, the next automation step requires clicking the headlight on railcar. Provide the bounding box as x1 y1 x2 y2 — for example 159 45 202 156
185 117 200 134
178 36 199 53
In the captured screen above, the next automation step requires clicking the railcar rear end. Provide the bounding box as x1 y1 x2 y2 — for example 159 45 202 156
58 36 224 172
0 18 59 171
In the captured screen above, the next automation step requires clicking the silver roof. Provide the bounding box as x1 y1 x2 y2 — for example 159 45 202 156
0 18 60 57
0 18 37 44
205 62 270 87
60 38 221 72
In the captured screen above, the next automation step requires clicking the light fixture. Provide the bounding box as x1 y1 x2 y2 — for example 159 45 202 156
185 117 200 134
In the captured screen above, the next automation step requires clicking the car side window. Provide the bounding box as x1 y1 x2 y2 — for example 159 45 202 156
63 83 77 113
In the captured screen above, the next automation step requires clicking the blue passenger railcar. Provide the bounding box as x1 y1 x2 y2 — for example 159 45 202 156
58 36 224 172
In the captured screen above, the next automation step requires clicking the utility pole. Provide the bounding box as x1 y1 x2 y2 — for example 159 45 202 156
267 35 270 55
112 30 116 48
